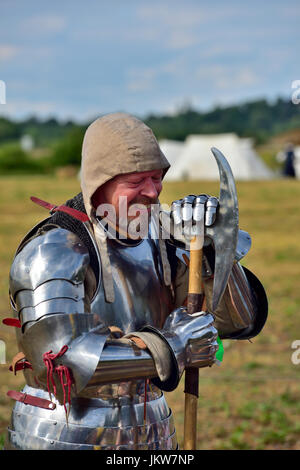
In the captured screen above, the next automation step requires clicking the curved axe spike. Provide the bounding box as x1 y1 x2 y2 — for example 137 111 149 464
206 147 239 311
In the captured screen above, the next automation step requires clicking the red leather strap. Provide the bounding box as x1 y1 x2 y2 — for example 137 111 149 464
30 196 56 212
2 318 21 328
31 196 89 222
7 390 56 410
55 204 89 222
43 345 73 418
9 361 32 374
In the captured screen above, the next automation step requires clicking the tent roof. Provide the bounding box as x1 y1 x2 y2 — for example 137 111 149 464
162 133 274 181
159 139 185 166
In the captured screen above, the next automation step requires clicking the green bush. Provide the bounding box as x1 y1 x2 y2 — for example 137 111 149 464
50 126 85 167
0 142 56 174
0 142 43 174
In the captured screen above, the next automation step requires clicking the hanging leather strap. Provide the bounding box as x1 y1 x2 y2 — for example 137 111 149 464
2 318 21 328
7 390 56 410
9 352 32 375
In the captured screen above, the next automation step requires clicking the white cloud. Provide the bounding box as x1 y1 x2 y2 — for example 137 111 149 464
21 15 66 35
217 69 259 89
166 31 200 49
126 57 187 92
0 45 19 61
137 5 206 27
126 67 158 92
136 4 242 27
2 100 58 119
197 65 260 90
280 5 300 19
200 44 251 58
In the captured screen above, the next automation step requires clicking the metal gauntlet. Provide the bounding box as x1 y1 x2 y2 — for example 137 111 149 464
134 307 218 391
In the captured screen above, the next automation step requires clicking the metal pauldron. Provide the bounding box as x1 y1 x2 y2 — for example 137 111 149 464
9 227 90 330
203 261 265 340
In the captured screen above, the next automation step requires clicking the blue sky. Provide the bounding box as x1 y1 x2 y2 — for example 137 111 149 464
0 0 299 122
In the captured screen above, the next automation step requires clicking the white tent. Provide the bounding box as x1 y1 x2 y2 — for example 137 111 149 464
159 139 185 167
161 133 274 181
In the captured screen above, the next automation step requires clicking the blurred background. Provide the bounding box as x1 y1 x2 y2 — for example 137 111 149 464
0 0 299 450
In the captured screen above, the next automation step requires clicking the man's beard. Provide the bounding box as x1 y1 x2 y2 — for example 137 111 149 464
118 197 159 238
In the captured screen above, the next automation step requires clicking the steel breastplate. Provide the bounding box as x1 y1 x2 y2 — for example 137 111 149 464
91 235 174 333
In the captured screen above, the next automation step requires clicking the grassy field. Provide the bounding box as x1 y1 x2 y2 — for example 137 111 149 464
0 175 300 450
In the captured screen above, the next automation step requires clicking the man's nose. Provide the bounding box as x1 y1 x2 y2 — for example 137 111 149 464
140 177 159 199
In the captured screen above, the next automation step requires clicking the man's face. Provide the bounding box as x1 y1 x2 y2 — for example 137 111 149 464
92 169 163 223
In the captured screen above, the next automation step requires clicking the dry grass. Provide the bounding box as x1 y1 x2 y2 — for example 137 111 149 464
0 175 300 449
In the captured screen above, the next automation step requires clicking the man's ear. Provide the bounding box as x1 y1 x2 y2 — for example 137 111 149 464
91 186 103 210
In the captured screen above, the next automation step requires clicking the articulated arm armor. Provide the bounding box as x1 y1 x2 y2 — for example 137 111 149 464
10 228 152 397
9 227 217 401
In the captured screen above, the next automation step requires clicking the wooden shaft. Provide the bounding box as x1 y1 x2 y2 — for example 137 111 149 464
184 390 199 449
184 366 199 449
188 245 203 294
184 236 204 450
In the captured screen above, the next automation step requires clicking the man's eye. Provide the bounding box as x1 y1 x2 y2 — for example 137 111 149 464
130 180 142 184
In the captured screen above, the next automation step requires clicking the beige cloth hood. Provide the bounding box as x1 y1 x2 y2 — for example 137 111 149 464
81 112 170 220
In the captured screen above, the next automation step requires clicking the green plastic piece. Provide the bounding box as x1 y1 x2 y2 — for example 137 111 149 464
216 336 224 364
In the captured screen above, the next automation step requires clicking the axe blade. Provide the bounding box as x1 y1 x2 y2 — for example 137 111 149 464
206 147 239 311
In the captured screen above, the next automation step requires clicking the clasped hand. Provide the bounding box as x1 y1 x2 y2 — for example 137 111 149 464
170 194 219 244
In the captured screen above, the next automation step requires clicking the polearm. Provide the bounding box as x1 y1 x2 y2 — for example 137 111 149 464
183 148 239 450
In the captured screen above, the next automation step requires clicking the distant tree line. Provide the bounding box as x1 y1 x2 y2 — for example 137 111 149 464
0 96 299 173
145 97 300 144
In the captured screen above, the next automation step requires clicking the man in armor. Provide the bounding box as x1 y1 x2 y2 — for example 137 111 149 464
4 113 268 450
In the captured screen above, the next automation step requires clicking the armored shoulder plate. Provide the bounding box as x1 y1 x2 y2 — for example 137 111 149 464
10 227 90 329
